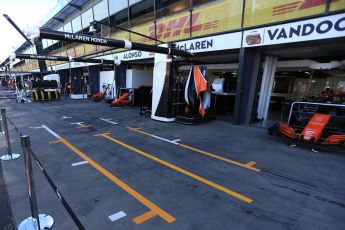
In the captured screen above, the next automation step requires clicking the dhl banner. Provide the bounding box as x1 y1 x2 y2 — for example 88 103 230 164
111 0 242 44
243 13 345 47
112 0 345 44
244 0 345 27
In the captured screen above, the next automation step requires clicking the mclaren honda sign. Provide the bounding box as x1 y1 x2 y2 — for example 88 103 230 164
243 13 345 47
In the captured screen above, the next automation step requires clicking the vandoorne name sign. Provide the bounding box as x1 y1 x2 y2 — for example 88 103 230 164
243 13 345 47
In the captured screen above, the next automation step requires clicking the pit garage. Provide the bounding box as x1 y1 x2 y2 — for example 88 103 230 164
256 38 345 127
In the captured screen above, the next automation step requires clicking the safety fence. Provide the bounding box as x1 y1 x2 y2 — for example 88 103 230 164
0 108 85 230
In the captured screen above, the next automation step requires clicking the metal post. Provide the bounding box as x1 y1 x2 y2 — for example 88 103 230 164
0 109 20 160
68 62 72 83
18 135 54 230
0 117 4 135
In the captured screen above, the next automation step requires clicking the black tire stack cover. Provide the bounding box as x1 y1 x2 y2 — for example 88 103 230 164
32 90 60 101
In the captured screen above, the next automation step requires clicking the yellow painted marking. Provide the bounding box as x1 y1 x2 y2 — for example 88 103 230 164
179 144 260 172
95 132 110 136
48 140 61 144
96 133 253 203
57 137 175 224
133 210 157 224
245 161 256 167
128 127 260 173
78 124 89 128
128 127 141 130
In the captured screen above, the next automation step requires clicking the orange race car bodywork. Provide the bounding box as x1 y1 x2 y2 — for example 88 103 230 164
270 113 345 147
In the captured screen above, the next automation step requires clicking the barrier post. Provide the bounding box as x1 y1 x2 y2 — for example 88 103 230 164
0 108 20 160
18 135 54 230
0 117 5 135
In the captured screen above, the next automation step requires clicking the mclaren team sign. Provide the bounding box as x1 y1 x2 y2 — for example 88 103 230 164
243 13 345 47
175 32 242 53
114 32 242 61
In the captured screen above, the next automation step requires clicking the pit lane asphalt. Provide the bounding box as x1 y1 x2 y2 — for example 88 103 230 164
0 95 344 229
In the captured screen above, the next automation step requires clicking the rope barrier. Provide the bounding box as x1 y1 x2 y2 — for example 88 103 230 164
3 111 84 229
29 149 85 230
6 115 22 136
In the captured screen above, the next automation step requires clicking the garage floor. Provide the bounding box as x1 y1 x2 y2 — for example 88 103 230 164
0 92 344 230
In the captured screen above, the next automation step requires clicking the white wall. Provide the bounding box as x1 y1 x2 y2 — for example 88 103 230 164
126 69 153 89
99 71 116 98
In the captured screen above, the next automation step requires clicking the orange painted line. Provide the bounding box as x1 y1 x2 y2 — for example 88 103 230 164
178 144 260 172
48 140 61 144
96 132 110 136
58 137 175 224
96 133 253 203
78 124 90 128
128 127 260 173
133 210 157 224
245 161 256 167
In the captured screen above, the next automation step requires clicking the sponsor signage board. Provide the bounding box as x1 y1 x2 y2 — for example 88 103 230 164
243 13 345 47
175 32 242 53
114 32 242 61
49 61 98 71
45 13 345 70
243 0 344 27
114 50 153 61
47 31 242 69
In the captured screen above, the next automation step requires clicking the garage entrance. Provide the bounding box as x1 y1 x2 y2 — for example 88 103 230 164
255 38 345 127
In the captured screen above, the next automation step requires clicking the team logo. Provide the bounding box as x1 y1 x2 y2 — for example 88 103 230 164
245 31 262 45
141 13 219 42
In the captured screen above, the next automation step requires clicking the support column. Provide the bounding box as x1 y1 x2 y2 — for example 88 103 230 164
35 40 48 75
88 65 100 95
256 55 278 120
233 48 261 125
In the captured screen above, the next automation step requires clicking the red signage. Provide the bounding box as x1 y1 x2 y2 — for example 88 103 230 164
145 12 219 42
273 0 338 16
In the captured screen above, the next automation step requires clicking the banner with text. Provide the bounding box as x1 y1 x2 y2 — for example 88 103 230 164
113 32 242 61
243 13 345 47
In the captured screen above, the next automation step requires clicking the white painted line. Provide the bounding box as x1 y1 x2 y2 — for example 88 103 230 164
100 118 118 125
171 139 181 144
60 116 72 119
41 125 61 139
145 133 181 145
108 211 127 222
71 161 88 167
70 122 84 125
30 126 44 129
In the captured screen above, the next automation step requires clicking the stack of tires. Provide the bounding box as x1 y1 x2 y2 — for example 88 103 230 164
31 80 58 89
31 79 60 102
32 90 60 101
